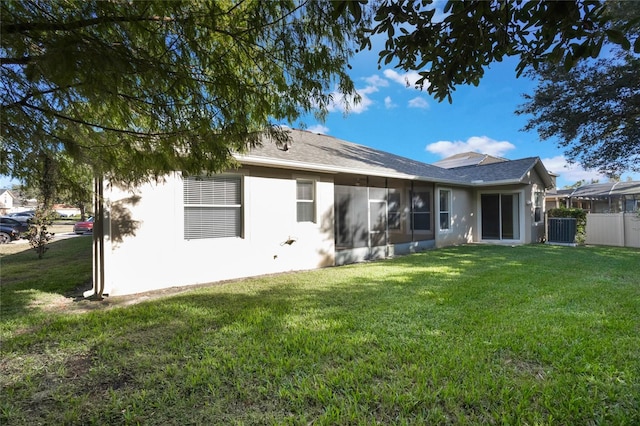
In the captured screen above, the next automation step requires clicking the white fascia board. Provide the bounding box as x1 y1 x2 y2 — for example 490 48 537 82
470 179 524 187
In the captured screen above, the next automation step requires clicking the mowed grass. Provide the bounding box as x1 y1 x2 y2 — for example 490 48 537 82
1 241 639 425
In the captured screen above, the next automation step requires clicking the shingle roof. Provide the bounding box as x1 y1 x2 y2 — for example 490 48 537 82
547 188 574 197
432 152 507 168
446 157 548 184
237 129 552 188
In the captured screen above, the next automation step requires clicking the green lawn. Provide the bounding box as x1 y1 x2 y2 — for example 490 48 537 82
1 240 639 425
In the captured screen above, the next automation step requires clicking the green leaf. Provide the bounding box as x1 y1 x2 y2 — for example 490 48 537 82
634 37 640 54
347 1 362 23
563 52 575 71
330 1 347 20
590 37 604 59
606 29 631 50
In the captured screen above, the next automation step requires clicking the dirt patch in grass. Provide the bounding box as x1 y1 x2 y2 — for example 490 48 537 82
501 354 549 381
40 280 225 315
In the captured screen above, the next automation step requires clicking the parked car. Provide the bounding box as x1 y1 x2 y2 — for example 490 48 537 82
0 224 21 244
0 216 31 234
73 217 94 234
8 211 35 223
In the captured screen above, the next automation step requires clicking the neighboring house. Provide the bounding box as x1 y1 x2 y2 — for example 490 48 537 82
0 189 15 215
94 129 554 296
546 181 640 213
53 204 81 217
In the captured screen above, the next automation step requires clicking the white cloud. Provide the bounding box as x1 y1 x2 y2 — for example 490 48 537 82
426 136 515 157
383 69 427 89
327 74 391 114
306 124 330 135
541 155 607 185
327 89 374 114
326 68 431 114
384 96 397 109
408 97 429 109
363 74 389 88
542 155 640 187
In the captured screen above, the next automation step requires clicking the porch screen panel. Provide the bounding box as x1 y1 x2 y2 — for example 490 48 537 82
369 200 387 247
335 185 368 249
411 191 431 230
388 192 401 230
184 176 242 239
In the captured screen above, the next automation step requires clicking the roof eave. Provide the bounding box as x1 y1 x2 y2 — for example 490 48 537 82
236 154 468 186
517 158 555 190
470 179 524 187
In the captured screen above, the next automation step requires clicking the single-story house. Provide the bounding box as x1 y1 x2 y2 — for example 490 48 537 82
546 181 640 213
93 129 554 296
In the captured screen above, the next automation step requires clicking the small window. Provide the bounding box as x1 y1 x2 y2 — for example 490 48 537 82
296 180 315 222
184 175 242 239
534 191 543 222
439 189 451 231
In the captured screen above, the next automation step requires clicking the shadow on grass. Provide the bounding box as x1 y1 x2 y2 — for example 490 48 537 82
0 237 93 319
2 244 639 424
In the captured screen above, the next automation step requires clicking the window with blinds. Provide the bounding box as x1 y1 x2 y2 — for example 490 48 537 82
296 180 315 222
184 175 242 239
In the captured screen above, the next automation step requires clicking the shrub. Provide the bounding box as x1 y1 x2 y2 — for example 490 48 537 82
25 207 57 259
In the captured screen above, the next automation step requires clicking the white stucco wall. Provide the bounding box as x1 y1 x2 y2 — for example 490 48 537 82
435 186 475 247
102 171 335 296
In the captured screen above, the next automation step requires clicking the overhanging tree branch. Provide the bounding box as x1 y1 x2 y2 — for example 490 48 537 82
23 102 187 138
1 15 174 35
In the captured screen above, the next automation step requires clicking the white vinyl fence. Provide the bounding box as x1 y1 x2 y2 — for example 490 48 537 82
585 213 640 248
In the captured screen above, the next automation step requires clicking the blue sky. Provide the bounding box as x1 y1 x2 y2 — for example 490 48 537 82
292 46 640 189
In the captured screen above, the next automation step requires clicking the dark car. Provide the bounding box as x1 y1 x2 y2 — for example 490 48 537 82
73 217 94 234
0 216 31 234
0 224 21 244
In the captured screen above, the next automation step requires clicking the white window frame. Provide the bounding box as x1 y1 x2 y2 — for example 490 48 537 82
438 188 452 232
183 174 243 240
534 190 544 223
296 179 316 223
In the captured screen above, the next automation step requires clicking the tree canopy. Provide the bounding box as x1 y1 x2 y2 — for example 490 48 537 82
360 0 638 102
516 53 639 177
1 0 362 186
2 0 637 188
516 1 640 177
